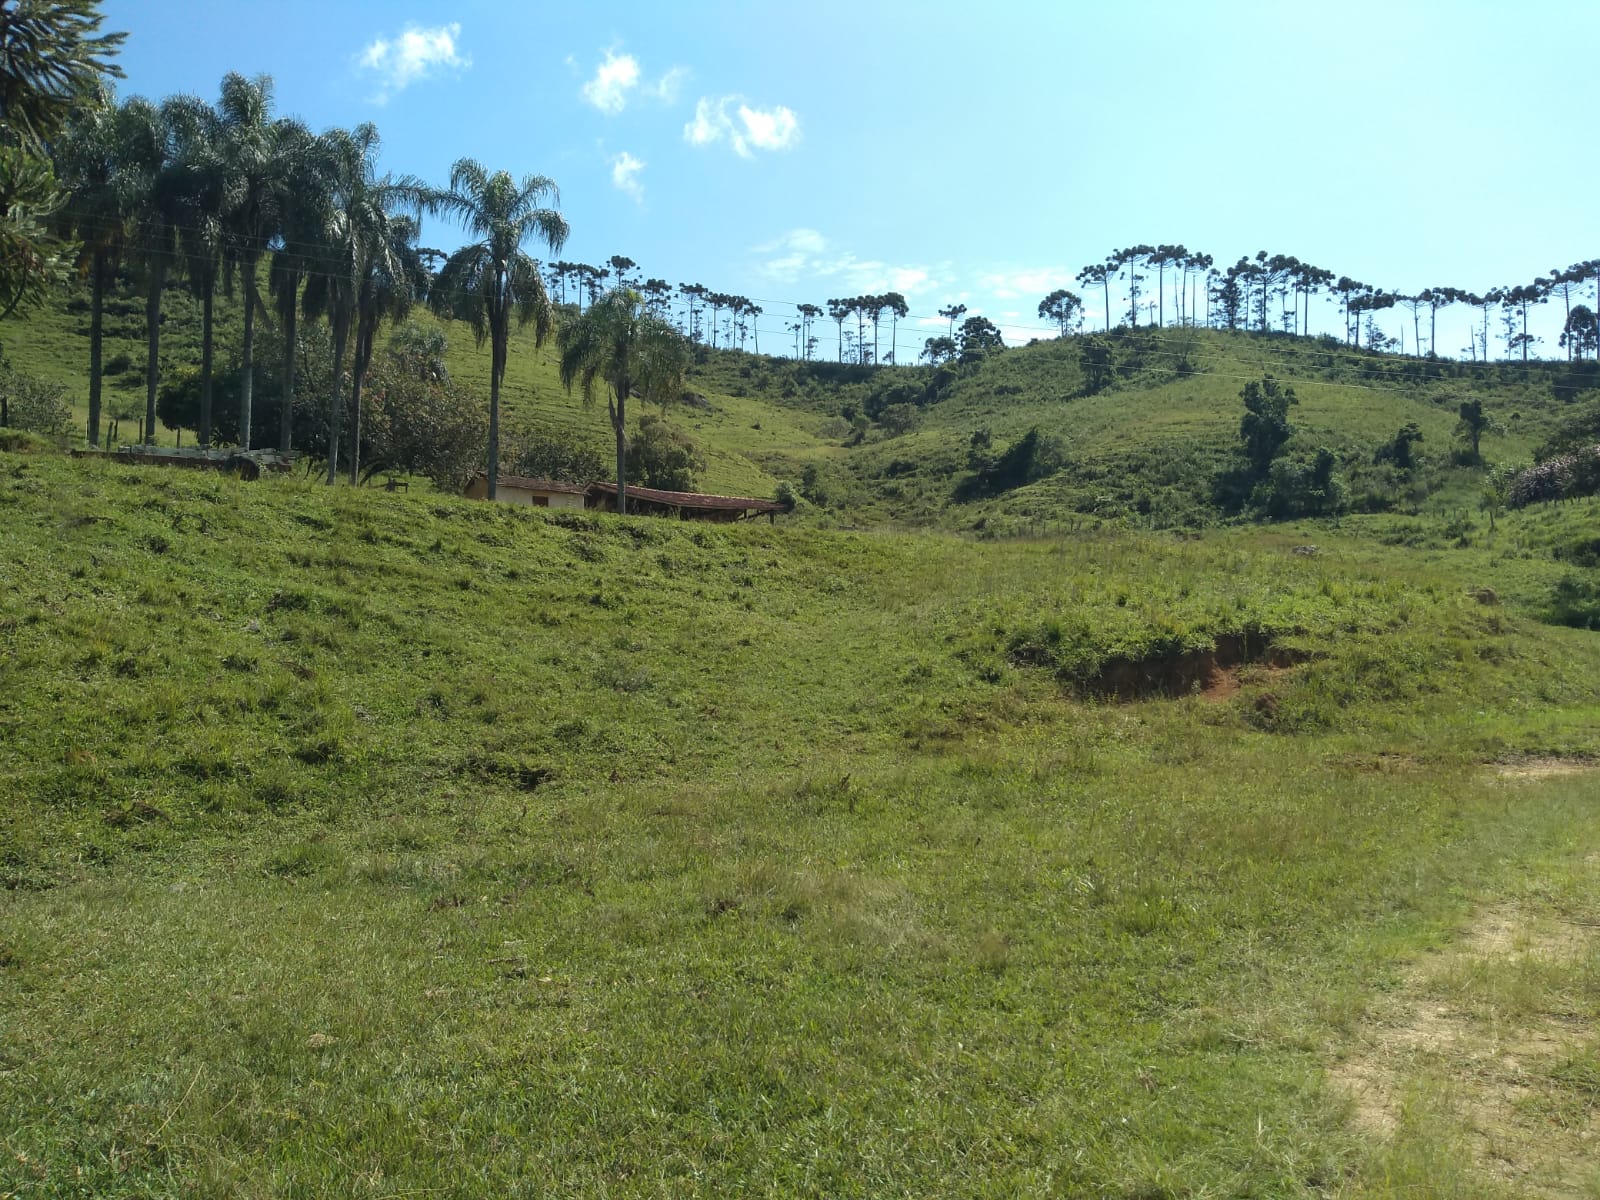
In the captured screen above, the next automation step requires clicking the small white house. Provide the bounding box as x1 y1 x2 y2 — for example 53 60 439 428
462 474 588 509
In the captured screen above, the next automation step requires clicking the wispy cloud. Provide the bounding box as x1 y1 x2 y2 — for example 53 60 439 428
580 50 689 114
357 23 469 104
653 66 690 104
686 96 800 157
754 229 942 298
610 151 646 203
978 267 1071 301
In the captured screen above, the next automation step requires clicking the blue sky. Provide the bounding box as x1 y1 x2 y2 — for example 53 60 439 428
102 0 1600 361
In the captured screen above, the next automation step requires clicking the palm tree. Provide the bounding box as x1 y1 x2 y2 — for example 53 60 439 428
0 2 124 324
348 214 425 483
267 122 334 453
120 95 184 445
558 288 688 516
217 72 305 451
302 123 383 484
165 93 227 447
424 159 568 500
53 87 141 449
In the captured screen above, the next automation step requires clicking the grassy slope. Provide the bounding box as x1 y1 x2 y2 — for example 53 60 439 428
11 278 1598 528
0 278 818 498
3 449 1600 1195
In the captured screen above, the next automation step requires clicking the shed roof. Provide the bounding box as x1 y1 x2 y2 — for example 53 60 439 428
476 474 589 495
586 481 784 513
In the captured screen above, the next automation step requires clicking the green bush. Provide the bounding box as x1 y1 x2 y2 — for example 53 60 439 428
627 413 704 492
956 426 1063 500
0 367 70 437
1547 573 1600 630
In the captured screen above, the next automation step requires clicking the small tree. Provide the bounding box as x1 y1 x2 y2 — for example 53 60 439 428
956 426 1063 499
1455 397 1495 463
1374 422 1424 470
508 428 604 485
1480 465 1513 532
1078 335 1114 394
359 357 488 490
1239 374 1297 477
1560 305 1598 360
956 315 1003 364
1037 288 1083 336
627 412 703 491
0 366 70 436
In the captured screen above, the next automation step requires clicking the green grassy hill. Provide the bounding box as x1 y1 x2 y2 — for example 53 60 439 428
3 447 1600 1194
7 277 1599 531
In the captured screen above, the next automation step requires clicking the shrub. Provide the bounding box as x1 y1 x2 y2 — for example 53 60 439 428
800 463 828 506
876 403 919 436
1507 445 1600 508
0 368 71 438
361 364 490 491
1547 573 1600 630
508 428 604 485
956 426 1064 500
1373 422 1424 469
1253 448 1345 520
627 413 704 492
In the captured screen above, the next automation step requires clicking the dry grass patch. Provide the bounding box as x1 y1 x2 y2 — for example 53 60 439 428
1333 895 1600 1197
1492 757 1600 782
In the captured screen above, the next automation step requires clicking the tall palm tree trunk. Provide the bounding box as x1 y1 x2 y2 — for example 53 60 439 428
349 367 365 485
143 262 165 445
279 293 297 452
239 258 257 450
486 294 506 501
612 386 627 517
487 361 501 501
88 250 105 448
199 283 215 448
349 317 374 486
325 316 348 485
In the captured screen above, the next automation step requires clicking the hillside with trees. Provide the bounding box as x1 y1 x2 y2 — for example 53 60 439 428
7 6 1600 1197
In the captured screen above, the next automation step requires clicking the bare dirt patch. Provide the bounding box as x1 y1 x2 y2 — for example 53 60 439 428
1200 667 1242 703
1089 632 1307 701
1331 899 1600 1195
1493 757 1600 782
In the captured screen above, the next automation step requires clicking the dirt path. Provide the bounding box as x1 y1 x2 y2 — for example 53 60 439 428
1331 786 1600 1196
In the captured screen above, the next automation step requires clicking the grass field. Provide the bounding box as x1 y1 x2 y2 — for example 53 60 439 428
3 446 1599 1196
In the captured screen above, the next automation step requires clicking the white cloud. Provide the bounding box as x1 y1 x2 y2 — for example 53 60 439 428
610 151 645 202
581 50 640 115
357 23 469 104
686 96 800 157
653 66 690 104
978 267 1071 301
579 51 687 114
753 229 941 300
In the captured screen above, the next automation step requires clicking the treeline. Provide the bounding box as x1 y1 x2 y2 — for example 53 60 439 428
533 242 1600 371
2 9 590 495
1045 245 1600 365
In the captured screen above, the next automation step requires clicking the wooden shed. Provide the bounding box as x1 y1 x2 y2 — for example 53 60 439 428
462 474 589 509
586 481 785 522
